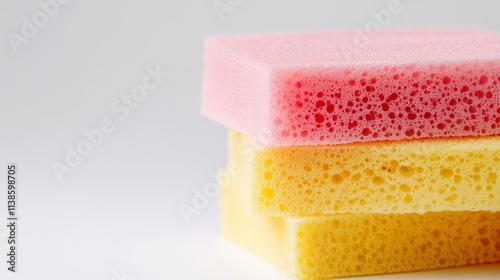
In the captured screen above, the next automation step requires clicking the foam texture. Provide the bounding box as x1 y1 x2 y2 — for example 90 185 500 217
222 184 500 279
228 131 500 215
202 29 500 146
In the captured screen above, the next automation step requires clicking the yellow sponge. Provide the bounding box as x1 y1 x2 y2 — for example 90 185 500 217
229 131 500 215
221 182 500 279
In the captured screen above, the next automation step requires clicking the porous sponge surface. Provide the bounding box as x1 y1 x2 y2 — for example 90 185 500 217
272 61 500 146
202 29 500 146
221 184 500 279
229 131 500 215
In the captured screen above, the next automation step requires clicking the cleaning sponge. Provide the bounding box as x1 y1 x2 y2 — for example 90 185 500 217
222 183 500 279
229 131 500 215
202 29 500 146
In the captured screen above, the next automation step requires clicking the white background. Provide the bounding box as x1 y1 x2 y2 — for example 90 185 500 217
1 0 500 279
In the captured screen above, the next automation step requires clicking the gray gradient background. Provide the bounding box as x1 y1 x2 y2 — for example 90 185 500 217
1 0 500 279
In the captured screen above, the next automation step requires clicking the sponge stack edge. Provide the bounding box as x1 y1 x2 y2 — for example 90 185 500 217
201 28 500 279
221 181 500 279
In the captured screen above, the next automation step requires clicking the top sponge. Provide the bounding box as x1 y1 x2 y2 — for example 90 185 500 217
201 29 500 146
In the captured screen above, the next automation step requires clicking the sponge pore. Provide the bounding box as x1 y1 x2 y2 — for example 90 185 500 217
202 29 500 146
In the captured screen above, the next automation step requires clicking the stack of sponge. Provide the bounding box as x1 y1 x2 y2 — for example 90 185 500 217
201 29 500 279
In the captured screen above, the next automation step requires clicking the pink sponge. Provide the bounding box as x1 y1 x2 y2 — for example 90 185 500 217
201 29 500 146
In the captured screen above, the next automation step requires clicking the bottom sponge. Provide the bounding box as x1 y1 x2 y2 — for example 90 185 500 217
221 182 500 279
